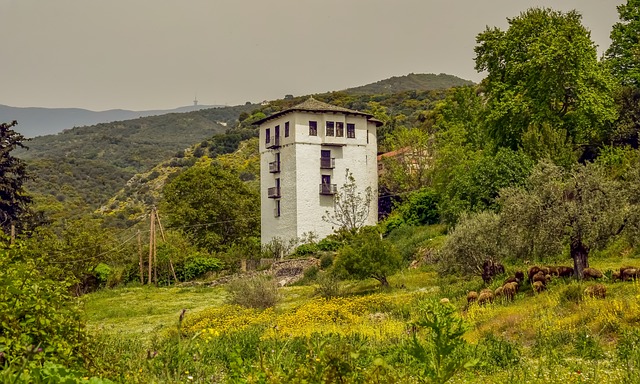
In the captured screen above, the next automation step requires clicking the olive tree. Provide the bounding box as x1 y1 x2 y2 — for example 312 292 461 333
499 160 627 278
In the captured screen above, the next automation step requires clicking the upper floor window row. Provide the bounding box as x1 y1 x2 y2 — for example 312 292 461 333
325 121 354 138
308 120 355 138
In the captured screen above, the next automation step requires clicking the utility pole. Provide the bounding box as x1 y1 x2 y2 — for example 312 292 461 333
138 230 144 284
148 210 155 285
10 224 15 245
155 212 179 283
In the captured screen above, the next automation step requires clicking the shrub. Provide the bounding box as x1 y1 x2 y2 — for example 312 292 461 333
559 283 584 304
94 263 112 286
0 244 91 369
314 272 341 299
332 227 402 287
476 333 521 372
319 253 335 269
408 299 477 382
177 256 223 281
226 276 280 309
438 211 504 276
295 243 319 256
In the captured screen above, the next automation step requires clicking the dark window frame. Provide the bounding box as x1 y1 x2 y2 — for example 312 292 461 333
326 121 335 136
336 122 344 137
285 121 290 137
347 123 355 138
309 121 318 136
266 128 271 143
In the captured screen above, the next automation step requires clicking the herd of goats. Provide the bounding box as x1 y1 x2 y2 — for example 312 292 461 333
465 262 640 307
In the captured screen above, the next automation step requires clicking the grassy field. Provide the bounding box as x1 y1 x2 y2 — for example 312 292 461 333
83 257 640 383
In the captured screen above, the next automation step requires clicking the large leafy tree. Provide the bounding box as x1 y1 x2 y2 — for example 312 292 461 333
162 164 259 252
499 160 628 278
606 0 640 87
0 121 31 233
475 8 617 151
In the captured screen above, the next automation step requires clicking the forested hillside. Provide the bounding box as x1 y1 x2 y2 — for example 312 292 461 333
342 73 474 94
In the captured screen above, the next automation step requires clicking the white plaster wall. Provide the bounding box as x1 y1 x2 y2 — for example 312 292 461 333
260 110 378 245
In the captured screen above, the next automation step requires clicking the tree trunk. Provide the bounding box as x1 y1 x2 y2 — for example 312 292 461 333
570 236 589 279
376 275 389 287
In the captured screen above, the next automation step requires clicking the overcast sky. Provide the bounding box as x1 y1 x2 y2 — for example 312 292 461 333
0 0 623 111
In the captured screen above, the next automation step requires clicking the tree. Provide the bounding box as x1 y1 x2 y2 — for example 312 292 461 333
499 160 627 278
0 121 31 233
378 126 433 195
605 0 640 87
161 164 259 252
322 170 372 233
332 227 402 287
475 8 617 150
437 148 533 224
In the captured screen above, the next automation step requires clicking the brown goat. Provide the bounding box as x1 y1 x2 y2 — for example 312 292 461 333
583 268 603 280
528 266 542 282
467 291 478 304
494 286 504 298
502 282 518 301
477 289 494 306
622 268 639 281
584 284 606 299
532 271 547 285
557 266 574 278
532 281 546 293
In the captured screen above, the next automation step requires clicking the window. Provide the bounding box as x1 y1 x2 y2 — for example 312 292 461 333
336 122 344 137
326 121 334 136
309 121 317 136
285 121 290 137
347 123 355 138
265 128 271 143
274 200 281 217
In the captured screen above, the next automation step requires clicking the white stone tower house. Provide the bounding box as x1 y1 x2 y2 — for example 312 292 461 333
255 98 381 245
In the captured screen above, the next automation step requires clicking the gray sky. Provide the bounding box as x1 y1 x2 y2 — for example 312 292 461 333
0 0 622 111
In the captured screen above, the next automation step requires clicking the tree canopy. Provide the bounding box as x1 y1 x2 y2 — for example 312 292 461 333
475 8 617 150
606 0 640 87
161 163 259 253
0 121 31 233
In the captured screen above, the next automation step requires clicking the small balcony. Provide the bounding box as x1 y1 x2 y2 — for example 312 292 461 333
267 187 281 198
269 161 280 173
266 136 280 149
319 184 337 195
320 157 335 169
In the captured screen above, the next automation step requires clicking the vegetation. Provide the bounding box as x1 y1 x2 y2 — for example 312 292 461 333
4 3 640 382
0 121 32 233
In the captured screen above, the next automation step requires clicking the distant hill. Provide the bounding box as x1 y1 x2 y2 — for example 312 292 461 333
18 104 257 221
0 104 224 138
342 73 474 95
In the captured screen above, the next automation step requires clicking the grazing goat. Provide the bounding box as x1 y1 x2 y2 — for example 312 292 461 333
583 268 603 280
584 284 606 299
532 281 545 293
467 291 478 304
502 282 518 301
477 289 494 306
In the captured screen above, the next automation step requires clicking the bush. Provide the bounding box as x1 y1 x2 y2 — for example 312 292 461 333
0 243 91 369
94 263 111 286
177 256 223 281
559 283 584 304
384 188 440 234
437 211 504 276
226 276 280 309
333 227 402 287
295 243 319 256
314 272 341 299
319 253 335 269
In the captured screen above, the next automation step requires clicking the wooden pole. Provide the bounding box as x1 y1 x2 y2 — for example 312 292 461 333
152 209 158 286
155 212 179 283
138 230 144 284
148 210 155 285
10 224 15 245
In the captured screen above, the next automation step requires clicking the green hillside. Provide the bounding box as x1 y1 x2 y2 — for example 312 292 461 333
343 73 474 95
